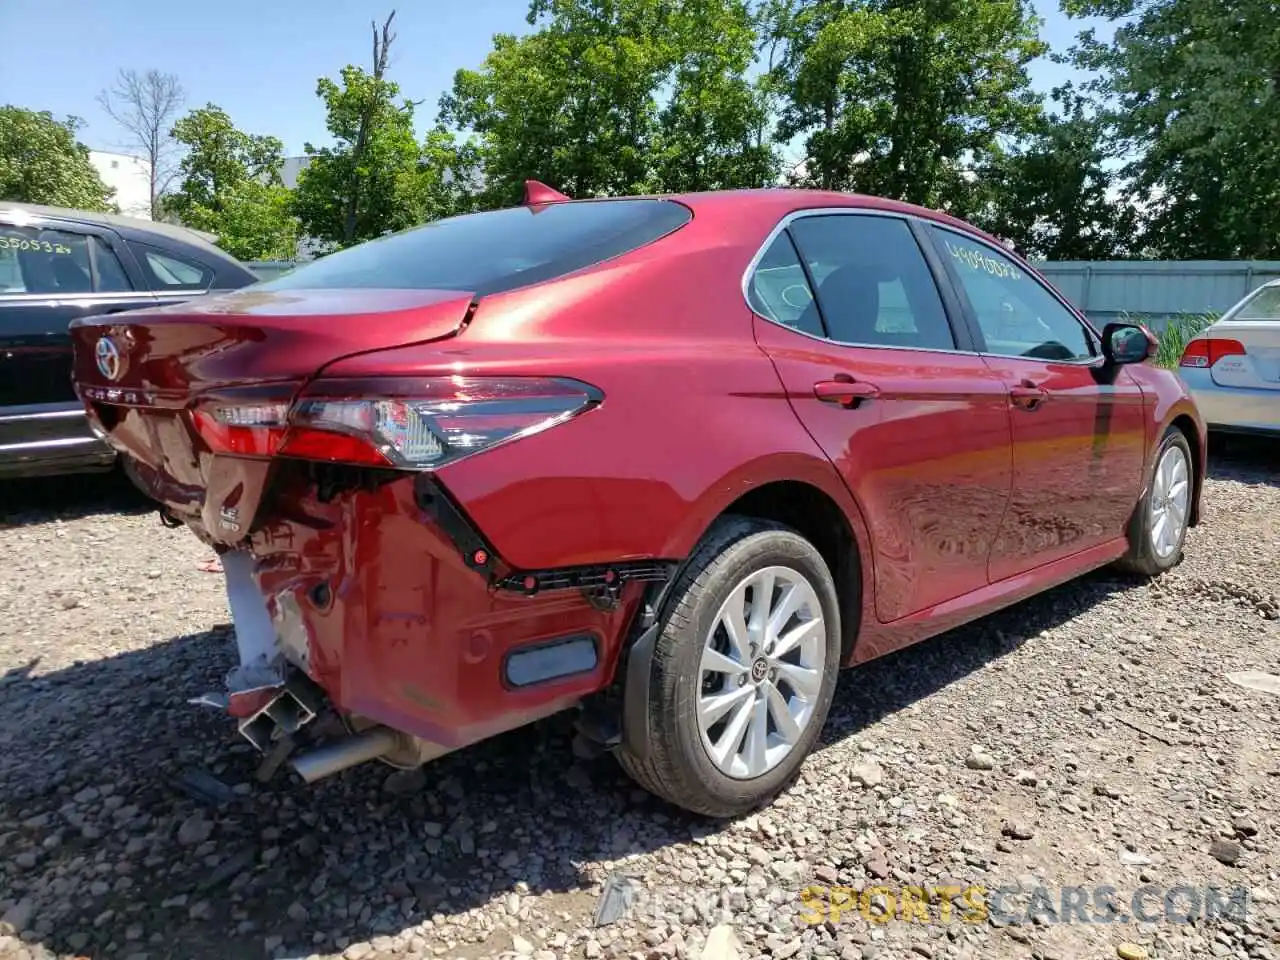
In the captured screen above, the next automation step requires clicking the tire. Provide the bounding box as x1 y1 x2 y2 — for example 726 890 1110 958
617 517 842 818
1116 426 1194 576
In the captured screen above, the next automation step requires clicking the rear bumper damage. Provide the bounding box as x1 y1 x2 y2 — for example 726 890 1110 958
191 468 673 784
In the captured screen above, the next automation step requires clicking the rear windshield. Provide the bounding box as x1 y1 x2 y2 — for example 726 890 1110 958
258 198 691 296
1235 286 1280 320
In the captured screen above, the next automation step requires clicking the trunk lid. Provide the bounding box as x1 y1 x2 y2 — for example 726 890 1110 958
1210 319 1280 389
70 287 476 540
70 287 475 394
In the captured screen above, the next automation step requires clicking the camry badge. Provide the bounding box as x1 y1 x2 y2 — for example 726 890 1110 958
95 336 123 381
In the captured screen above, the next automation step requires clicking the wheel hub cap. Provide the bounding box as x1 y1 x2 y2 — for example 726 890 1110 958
696 565 827 780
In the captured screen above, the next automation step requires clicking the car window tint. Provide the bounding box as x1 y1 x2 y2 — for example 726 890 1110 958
141 247 213 290
746 231 823 338
257 199 692 296
0 226 92 294
787 215 955 350
91 237 132 292
933 227 1095 361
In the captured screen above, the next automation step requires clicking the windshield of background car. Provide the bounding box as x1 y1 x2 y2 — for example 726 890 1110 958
257 199 693 296
1235 286 1280 320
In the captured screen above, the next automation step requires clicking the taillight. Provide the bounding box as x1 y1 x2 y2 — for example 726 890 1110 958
1180 338 1247 368
192 403 291 457
190 377 601 469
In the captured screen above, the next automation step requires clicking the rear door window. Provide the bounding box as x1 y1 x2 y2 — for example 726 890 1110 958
784 215 957 350
746 232 823 338
134 245 214 291
0 225 133 294
257 199 693 296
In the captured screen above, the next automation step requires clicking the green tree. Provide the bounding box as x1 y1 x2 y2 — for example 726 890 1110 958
412 125 483 220
293 11 453 246
651 0 780 190
975 87 1134 260
1065 0 1280 258
442 0 671 206
772 0 1046 213
441 0 779 205
0 107 115 211
167 104 298 261
205 180 299 261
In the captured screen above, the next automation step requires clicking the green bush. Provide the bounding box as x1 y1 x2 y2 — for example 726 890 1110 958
1117 311 1219 369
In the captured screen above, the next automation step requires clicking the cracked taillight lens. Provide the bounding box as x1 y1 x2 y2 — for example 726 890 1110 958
192 377 601 469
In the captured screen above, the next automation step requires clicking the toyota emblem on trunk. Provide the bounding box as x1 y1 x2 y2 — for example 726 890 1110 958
95 336 122 381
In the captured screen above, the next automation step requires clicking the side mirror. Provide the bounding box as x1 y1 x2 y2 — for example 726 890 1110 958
1101 322 1156 366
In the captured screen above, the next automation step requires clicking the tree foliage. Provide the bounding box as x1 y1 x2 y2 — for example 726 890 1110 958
13 0 1257 265
292 12 475 247
441 0 779 205
167 105 299 261
975 88 1135 260
1065 0 1280 258
97 69 185 219
203 180 299 261
772 0 1045 215
0 107 115 211
651 0 779 191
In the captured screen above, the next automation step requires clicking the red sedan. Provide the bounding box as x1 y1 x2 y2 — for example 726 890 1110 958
70 185 1205 817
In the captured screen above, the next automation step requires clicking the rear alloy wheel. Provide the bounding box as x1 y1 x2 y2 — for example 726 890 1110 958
1118 427 1194 576
697 565 826 779
617 518 841 817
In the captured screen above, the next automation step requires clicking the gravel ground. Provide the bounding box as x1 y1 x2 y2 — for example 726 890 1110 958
1 440 1278 960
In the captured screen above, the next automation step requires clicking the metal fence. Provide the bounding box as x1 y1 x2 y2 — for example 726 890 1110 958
1033 261 1280 330
246 259 1280 331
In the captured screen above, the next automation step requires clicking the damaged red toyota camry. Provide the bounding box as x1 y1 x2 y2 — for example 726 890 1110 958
70 184 1205 817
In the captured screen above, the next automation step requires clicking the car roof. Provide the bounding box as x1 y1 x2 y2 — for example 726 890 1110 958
667 187 1002 244
0 201 230 259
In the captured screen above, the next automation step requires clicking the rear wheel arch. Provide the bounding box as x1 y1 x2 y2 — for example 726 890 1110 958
617 469 870 769
715 480 864 665
660 462 871 664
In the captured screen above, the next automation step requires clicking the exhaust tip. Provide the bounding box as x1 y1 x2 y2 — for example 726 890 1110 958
290 726 400 784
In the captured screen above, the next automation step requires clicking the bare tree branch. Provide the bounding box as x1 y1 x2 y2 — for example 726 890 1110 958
97 69 186 218
342 10 397 244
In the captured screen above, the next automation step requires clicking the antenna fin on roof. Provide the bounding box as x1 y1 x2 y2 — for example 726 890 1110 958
523 180 571 205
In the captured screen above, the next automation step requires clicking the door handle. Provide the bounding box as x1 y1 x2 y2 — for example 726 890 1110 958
1010 380 1048 411
814 378 880 408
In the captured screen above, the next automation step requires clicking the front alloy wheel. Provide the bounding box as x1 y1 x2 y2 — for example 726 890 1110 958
1117 425 1194 576
1148 443 1191 561
617 517 842 818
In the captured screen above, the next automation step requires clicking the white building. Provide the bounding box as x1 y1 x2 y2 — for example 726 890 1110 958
280 156 312 191
89 151 152 219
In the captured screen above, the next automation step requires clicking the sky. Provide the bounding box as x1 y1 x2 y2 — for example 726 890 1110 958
0 0 1107 160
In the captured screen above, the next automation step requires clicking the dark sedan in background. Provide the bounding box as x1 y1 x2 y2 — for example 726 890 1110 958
0 203 259 479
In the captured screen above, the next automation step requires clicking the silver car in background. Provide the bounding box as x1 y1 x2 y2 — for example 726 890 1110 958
1178 279 1280 436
